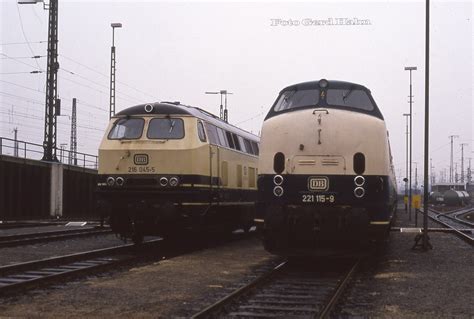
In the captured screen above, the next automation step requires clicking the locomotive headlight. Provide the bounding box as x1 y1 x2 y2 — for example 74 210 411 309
354 187 365 198
319 79 329 88
106 176 115 186
116 177 124 186
169 177 179 187
159 177 169 187
273 186 284 197
273 175 284 186
354 175 365 187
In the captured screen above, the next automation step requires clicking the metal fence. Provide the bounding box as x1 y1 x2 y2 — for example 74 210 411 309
0 136 98 169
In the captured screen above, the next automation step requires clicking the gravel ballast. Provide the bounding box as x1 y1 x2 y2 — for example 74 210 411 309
338 205 473 318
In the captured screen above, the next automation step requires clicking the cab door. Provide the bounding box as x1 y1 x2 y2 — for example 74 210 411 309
209 144 220 203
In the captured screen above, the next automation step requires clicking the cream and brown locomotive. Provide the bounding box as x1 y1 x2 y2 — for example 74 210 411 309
97 102 259 243
256 79 397 256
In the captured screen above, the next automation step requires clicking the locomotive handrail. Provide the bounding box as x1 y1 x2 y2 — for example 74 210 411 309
0 136 98 169
312 109 329 114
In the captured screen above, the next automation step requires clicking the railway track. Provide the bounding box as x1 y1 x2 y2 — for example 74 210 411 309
0 227 112 248
0 238 162 295
426 207 474 245
192 258 361 318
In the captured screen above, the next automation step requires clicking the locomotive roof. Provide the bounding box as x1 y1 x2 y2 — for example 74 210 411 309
265 79 383 121
280 80 370 93
115 102 259 141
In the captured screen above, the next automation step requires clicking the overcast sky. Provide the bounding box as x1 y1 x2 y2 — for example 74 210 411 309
1 0 472 187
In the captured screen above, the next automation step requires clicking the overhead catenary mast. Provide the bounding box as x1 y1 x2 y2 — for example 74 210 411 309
69 98 77 165
460 143 468 183
448 135 459 182
205 90 233 123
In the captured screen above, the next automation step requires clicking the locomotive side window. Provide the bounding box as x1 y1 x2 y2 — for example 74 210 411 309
237 136 247 153
197 121 207 142
232 133 242 151
326 89 374 111
251 141 259 156
216 127 229 147
147 118 184 139
225 131 235 149
353 152 366 175
274 89 320 112
204 123 219 144
108 118 144 140
243 139 254 155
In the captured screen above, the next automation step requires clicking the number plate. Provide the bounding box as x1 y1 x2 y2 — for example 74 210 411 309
127 166 156 173
302 194 335 203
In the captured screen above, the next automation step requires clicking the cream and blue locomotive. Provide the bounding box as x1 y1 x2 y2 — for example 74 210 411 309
97 102 260 243
256 80 397 255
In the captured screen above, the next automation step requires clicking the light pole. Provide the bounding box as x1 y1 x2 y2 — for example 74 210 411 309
403 113 410 215
205 90 233 122
460 143 468 183
448 135 459 182
19 0 60 162
404 66 417 222
110 23 122 119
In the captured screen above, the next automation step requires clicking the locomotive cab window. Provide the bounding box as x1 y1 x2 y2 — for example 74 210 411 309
147 118 184 139
197 121 207 142
326 89 374 111
108 118 144 140
274 89 320 112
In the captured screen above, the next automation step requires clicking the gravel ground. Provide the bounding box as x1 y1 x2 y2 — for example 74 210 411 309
337 205 474 318
0 234 126 266
0 235 279 318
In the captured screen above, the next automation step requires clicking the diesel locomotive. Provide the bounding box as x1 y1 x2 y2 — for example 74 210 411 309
97 102 260 243
256 79 397 256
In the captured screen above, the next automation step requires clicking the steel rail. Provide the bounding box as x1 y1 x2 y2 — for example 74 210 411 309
191 260 288 319
438 213 474 228
425 209 473 246
192 258 361 318
0 238 162 295
0 227 112 248
318 258 361 319
453 210 474 227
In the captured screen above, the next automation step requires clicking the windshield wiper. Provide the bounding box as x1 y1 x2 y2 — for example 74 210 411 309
342 87 354 103
169 119 176 133
282 90 297 107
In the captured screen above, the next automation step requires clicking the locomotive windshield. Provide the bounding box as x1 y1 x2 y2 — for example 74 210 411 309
266 80 383 121
108 118 144 140
273 89 320 112
147 118 185 139
326 88 374 111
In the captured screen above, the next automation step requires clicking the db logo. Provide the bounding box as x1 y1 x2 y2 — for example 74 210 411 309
308 176 329 191
134 154 149 165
